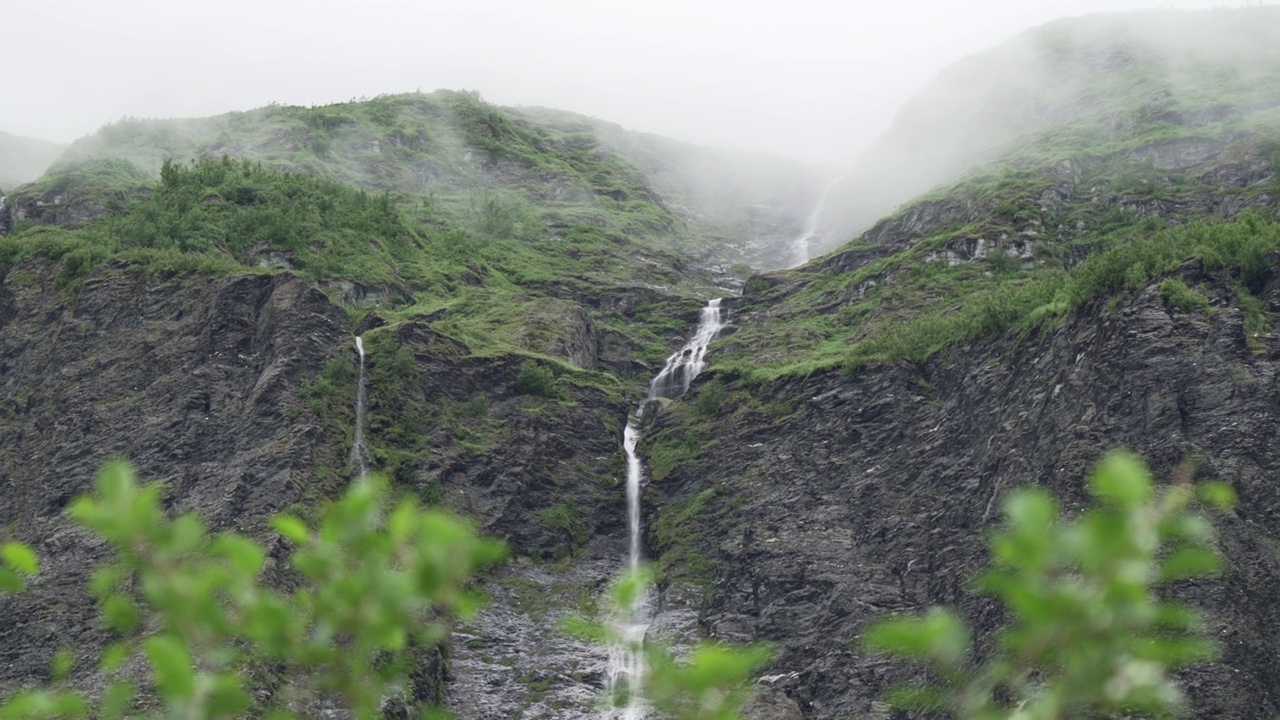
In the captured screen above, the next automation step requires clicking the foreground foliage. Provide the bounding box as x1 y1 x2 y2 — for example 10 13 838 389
866 452 1235 719
1 462 506 719
0 463 766 719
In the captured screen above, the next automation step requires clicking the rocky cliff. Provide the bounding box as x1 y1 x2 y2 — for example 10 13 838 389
4 8 1280 720
643 258 1280 718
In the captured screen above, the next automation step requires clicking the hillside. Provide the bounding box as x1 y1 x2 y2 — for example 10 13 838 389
5 91 826 273
812 7 1280 258
0 131 63 192
3 7 1280 720
638 7 1280 718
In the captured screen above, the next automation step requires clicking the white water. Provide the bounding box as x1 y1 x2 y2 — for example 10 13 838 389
789 177 844 268
605 299 726 719
648 299 727 400
349 336 370 477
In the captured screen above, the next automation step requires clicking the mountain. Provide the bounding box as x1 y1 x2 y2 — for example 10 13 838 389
4 7 1280 719
4 91 827 273
0 130 64 191
811 7 1280 258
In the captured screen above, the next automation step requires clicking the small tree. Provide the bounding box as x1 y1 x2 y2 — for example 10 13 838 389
515 360 556 397
865 452 1235 720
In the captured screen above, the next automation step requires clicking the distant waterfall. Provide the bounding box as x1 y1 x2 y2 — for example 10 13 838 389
605 298 727 719
348 336 370 477
789 177 843 268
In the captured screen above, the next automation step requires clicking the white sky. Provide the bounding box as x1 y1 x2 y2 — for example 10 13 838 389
0 0 1263 165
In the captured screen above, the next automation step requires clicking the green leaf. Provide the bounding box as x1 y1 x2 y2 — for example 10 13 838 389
1090 451 1153 506
0 567 24 594
271 515 309 544
143 634 195 701
100 642 131 672
103 595 141 633
51 650 75 681
1158 547 1223 582
212 534 265 576
100 681 135 720
0 542 39 576
205 677 252 717
1196 481 1237 511
864 609 969 666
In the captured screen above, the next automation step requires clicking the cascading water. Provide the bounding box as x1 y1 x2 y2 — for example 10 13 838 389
605 298 726 719
348 336 370 477
789 177 844 268
649 299 726 400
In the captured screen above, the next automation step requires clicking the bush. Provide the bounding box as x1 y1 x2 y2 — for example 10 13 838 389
694 377 727 417
1160 277 1211 313
515 360 556 397
0 462 507 719
865 451 1235 719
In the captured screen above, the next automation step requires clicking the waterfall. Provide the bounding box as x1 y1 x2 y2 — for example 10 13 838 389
649 299 726 400
605 298 726 719
349 336 370 477
789 177 843 268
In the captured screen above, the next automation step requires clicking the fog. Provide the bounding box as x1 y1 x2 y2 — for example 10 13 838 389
0 0 1234 167
803 2 1280 255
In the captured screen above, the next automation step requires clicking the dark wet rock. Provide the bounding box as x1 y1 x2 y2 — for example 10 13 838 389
645 263 1280 719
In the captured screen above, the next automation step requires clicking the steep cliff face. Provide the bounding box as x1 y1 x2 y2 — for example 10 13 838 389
645 261 1280 718
0 261 351 694
0 258 645 715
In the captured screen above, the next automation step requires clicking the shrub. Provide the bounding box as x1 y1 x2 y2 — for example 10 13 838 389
1160 277 1210 313
694 377 727 417
0 462 507 719
865 451 1235 719
515 360 556 397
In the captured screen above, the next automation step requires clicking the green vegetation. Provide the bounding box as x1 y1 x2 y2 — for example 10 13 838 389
866 452 1235 719
694 377 727 417
534 500 590 558
1159 277 1211 314
0 463 766 720
515 360 557 397
0 462 505 719
716 214 1280 379
650 487 722 589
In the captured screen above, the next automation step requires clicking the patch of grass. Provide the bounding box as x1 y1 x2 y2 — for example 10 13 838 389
1160 278 1211 314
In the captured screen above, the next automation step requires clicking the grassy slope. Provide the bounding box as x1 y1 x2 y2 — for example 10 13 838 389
4 92 792 377
710 7 1280 382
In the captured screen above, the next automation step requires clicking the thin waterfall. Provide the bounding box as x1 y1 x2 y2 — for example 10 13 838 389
605 299 726 719
349 336 370 477
789 177 844 268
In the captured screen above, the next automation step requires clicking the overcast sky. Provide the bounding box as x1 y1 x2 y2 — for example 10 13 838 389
1 0 1262 165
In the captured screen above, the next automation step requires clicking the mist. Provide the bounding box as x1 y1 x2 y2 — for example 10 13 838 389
807 3 1280 256
0 0 1221 169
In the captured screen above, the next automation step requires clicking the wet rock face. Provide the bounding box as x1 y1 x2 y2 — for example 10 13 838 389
648 264 1280 719
0 261 352 696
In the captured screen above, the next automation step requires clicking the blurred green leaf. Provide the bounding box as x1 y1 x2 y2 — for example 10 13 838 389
0 542 39 576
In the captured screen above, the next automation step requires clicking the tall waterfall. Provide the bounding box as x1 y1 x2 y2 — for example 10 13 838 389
789 177 843 268
349 336 370 477
605 298 726 719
